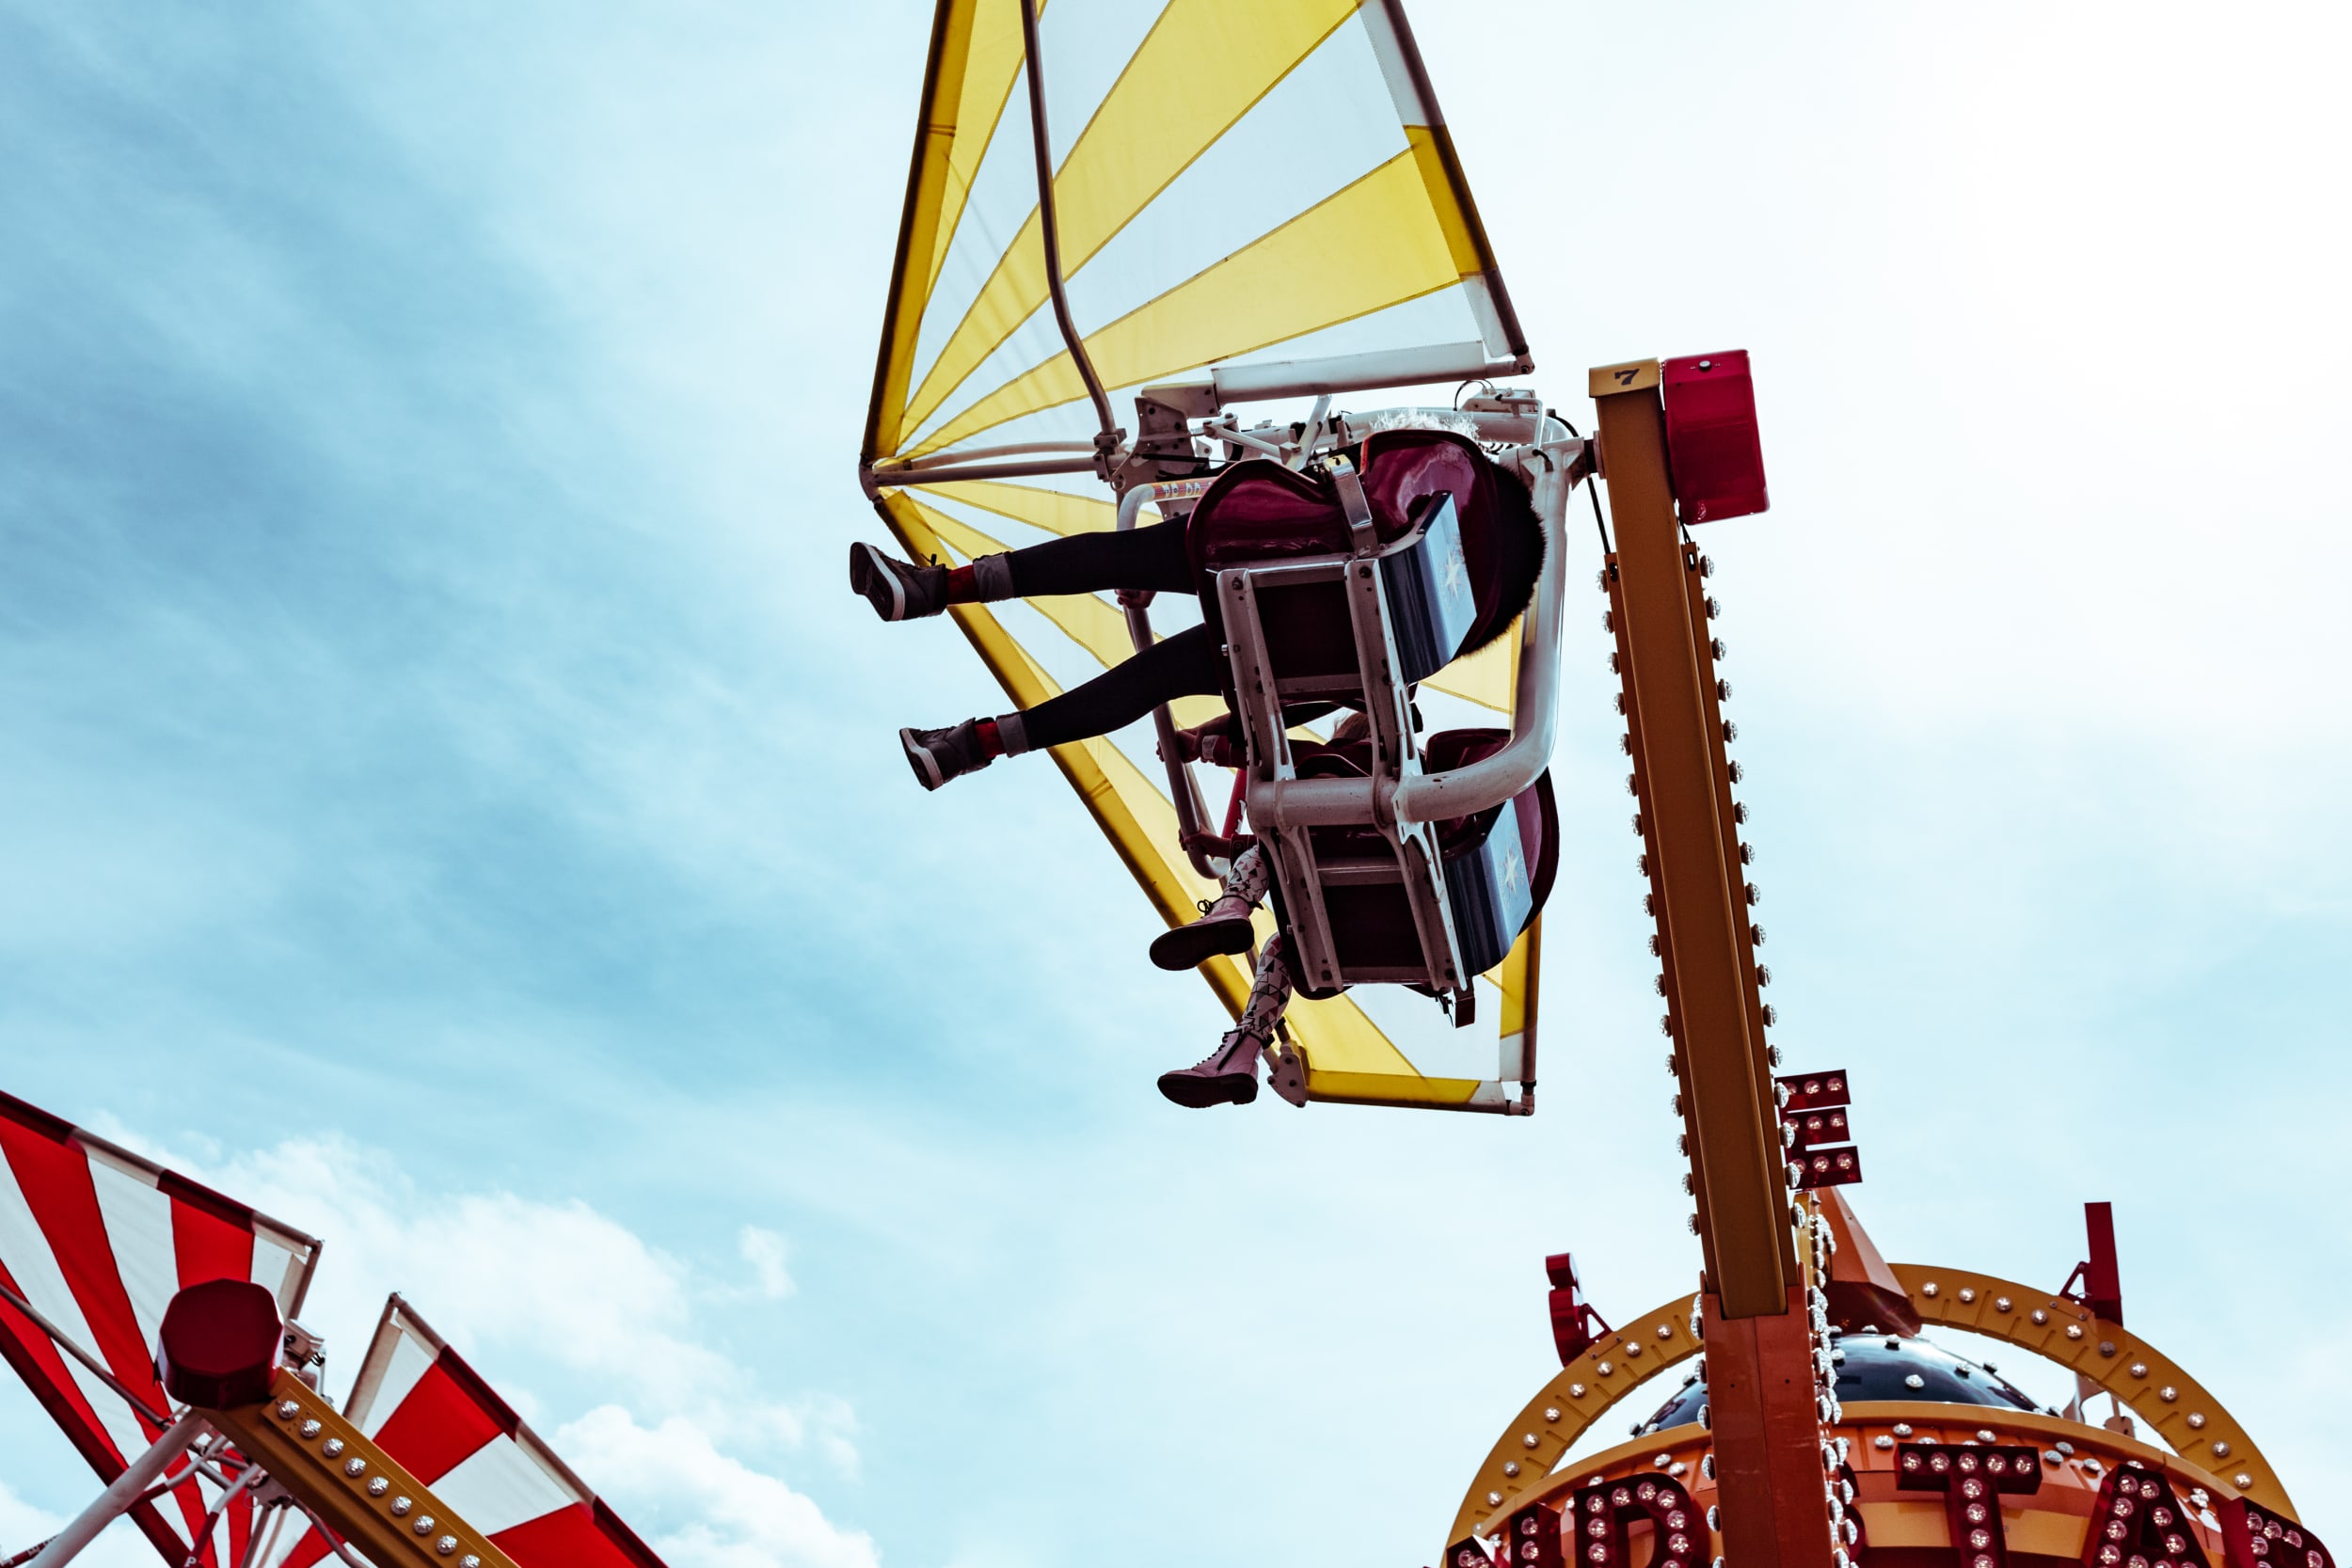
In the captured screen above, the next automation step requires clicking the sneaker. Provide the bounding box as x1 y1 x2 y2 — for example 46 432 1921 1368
1147 891 1259 971
850 542 948 621
899 721 992 791
1156 1029 1263 1108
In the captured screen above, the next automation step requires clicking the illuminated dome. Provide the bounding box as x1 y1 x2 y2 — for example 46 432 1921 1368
1633 1330 2042 1437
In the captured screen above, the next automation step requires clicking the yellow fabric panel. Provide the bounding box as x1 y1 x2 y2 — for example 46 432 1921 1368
1287 989 1425 1080
1302 1069 1487 1107
1422 616 1518 712
1494 916 1537 1046
921 0 1035 300
916 478 1119 537
910 149 1458 457
1405 123 1485 279
896 0 1359 444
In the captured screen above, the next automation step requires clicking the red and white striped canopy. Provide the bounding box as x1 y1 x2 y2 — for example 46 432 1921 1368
0 1088 322 1566
278 1295 665 1568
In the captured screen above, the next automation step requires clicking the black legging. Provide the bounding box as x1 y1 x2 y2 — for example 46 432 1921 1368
999 521 1225 750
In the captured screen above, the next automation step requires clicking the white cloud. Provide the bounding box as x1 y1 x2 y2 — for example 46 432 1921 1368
78 1125 871 1564
560 1406 881 1568
0 1481 151 1568
738 1226 796 1301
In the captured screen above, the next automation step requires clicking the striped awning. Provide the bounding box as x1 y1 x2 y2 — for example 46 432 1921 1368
271 1295 663 1568
0 1089 320 1566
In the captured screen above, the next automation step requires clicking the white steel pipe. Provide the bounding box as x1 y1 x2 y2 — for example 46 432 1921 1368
1210 342 1525 405
28 1412 213 1567
1390 436 1581 828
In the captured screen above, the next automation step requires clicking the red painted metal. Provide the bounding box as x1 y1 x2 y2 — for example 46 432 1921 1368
156 1278 281 1410
1777 1069 1850 1112
2222 1496 2335 1568
1795 1147 1863 1190
1567 1475 1705 1568
1502 1499 1567 1568
1783 1108 1851 1149
2081 1201 2124 1324
1894 1443 2042 1568
1701 1287 1836 1568
1660 353 1768 523
2081 1460 2211 1568
2060 1201 2125 1323
1544 1253 1611 1367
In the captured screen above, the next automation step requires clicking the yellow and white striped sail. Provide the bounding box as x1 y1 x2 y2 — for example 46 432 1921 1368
862 0 1541 1109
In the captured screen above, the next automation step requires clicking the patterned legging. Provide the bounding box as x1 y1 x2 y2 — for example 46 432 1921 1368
1223 847 1295 1039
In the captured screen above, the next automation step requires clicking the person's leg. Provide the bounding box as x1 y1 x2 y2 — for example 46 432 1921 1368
1007 623 1220 752
995 519 1194 597
850 520 1192 622
1156 935 1295 1109
1149 844 1267 970
898 623 1223 789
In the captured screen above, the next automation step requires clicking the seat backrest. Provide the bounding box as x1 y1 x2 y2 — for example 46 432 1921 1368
1183 427 1490 575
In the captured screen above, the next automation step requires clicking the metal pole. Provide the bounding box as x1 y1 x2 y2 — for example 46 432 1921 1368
1115 486 1218 878
27 1412 212 1567
1015 0 1118 454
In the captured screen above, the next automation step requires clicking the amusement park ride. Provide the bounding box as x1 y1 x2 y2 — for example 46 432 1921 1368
0 2 2332 1567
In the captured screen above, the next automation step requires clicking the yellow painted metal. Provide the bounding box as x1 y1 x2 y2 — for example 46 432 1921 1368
1596 372 1789 1316
1586 358 1661 397
1447 1263 2297 1555
1444 1292 1701 1545
202 1368 521 1568
1892 1262 2294 1516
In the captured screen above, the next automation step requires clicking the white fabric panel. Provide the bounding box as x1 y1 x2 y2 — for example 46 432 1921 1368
906 294 1067 453
911 58 1035 384
1355 1 1425 127
430 1432 582 1535
355 1323 437 1436
1057 17 1404 329
912 0 1166 384
0 1149 170 1524
84 1150 180 1356
1215 290 1478 374
910 30 1412 452
249 1233 300 1310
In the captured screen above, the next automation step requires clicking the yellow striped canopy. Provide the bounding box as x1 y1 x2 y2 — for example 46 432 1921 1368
861 0 1542 1110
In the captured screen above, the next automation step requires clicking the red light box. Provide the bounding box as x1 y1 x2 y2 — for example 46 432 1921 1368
1661 352 1768 524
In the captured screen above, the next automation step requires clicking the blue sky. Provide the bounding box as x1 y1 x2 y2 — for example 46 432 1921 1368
2 2 2346 1564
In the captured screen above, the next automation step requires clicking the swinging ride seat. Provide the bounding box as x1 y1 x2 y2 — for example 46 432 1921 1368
1182 427 1565 1012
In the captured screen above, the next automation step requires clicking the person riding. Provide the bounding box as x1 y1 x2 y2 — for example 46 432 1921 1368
849 427 1545 788
849 426 1551 1107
